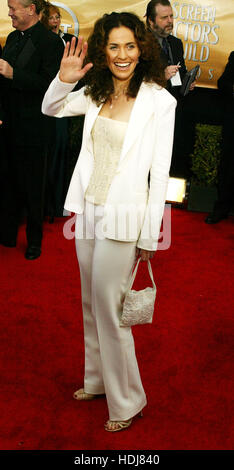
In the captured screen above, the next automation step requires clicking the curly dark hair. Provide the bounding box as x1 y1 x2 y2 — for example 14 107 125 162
84 12 166 105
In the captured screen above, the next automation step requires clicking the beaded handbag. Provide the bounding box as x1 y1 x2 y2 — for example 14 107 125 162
120 258 156 327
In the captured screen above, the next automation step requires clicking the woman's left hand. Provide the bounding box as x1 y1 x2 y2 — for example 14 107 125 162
136 248 155 261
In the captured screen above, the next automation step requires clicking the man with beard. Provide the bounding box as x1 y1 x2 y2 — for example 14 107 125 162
145 0 191 99
145 0 196 178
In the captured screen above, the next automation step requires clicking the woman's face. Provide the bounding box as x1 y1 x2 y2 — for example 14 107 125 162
105 26 141 82
48 9 61 34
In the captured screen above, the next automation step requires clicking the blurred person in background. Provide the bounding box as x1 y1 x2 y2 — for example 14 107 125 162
0 42 7 217
0 0 64 259
40 1 77 218
205 51 234 224
145 0 196 178
41 1 75 44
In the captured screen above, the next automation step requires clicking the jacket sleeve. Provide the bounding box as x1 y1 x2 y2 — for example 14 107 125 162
42 72 88 117
137 93 176 251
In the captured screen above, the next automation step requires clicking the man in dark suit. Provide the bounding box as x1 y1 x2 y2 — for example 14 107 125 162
145 0 196 177
0 0 64 259
0 44 8 216
205 52 234 224
145 0 189 99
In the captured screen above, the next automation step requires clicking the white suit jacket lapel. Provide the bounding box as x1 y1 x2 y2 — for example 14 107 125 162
86 82 159 159
119 82 158 165
86 100 103 153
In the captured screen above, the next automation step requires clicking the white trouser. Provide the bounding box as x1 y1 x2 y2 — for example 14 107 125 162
75 202 147 421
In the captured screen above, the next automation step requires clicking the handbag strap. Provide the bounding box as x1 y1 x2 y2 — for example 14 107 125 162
127 258 156 291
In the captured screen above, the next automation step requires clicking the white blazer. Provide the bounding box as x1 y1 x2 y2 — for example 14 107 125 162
42 74 176 251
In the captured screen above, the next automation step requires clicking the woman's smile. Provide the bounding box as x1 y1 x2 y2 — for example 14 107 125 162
105 26 140 82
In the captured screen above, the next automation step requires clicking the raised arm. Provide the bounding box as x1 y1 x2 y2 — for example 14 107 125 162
42 37 93 117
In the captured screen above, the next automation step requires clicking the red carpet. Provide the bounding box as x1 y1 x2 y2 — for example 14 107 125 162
0 208 234 450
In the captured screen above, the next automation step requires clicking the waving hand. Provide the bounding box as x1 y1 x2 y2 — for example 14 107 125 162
59 36 93 84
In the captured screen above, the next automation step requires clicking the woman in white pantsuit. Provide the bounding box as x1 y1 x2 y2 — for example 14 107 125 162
42 12 176 432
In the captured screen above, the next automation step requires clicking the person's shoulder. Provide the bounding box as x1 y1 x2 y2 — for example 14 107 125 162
228 51 234 62
142 81 176 104
140 83 177 113
35 22 63 44
5 29 17 42
62 32 76 42
168 34 183 46
45 28 63 45
48 30 64 48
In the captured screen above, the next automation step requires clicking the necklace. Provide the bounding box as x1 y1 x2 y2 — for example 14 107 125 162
109 86 128 109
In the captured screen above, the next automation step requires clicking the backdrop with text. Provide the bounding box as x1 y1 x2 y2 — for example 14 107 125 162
0 0 233 88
